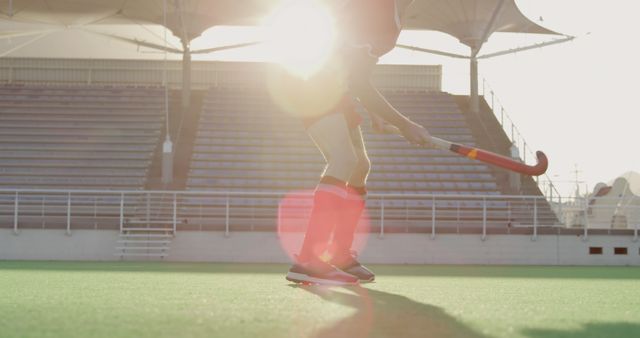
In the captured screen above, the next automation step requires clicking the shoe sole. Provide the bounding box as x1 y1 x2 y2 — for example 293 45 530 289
359 277 375 283
286 272 359 286
336 268 375 283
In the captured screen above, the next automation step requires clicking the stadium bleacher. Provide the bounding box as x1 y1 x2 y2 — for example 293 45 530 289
0 84 165 190
0 83 558 232
177 87 560 232
188 88 500 195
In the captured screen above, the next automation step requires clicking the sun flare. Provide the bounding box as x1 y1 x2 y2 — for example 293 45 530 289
262 0 337 79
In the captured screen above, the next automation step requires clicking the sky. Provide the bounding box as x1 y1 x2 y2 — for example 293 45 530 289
1 0 638 197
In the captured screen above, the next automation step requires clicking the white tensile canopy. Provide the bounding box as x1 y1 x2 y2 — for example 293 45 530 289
0 0 567 111
0 0 556 43
405 0 557 48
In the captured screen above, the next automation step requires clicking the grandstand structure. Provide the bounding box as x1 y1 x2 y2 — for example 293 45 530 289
0 59 637 264
0 84 165 190
0 0 638 264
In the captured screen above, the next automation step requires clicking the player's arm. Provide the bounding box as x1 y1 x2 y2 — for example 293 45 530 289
348 52 431 146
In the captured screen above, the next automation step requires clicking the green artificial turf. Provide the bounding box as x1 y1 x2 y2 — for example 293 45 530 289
1 261 639 338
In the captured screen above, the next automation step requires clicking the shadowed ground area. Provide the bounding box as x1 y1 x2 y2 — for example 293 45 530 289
523 322 640 338
0 261 639 338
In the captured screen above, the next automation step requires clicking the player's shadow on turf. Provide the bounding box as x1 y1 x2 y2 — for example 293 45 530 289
291 284 488 338
522 322 640 338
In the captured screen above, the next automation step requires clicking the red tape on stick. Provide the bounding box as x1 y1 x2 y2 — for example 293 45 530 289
450 144 548 176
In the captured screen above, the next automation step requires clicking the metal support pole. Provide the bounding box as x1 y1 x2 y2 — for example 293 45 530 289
633 221 638 243
482 197 487 241
173 193 177 234
431 196 436 240
199 200 203 230
41 196 45 229
119 193 124 233
66 192 71 236
13 191 19 235
225 196 230 237
182 45 192 109
491 91 495 111
379 197 385 239
582 199 589 242
146 193 150 225
532 198 538 241
470 55 479 114
93 197 98 229
558 196 563 226
456 201 461 234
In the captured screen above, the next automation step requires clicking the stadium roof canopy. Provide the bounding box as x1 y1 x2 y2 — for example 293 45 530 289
405 0 557 49
0 0 557 46
0 0 566 112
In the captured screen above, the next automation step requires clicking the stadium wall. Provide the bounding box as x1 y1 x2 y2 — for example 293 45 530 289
1 230 638 266
0 57 442 91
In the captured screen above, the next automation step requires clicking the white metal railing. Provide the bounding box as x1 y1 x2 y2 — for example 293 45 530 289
482 78 562 206
1 188 638 240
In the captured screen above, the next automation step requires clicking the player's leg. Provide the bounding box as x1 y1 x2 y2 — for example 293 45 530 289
287 113 359 285
334 125 370 256
330 125 376 282
298 113 359 261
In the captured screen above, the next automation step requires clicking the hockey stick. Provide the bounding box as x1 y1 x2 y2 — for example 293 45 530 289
381 125 548 176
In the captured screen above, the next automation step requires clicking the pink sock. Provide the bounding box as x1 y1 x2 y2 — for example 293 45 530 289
331 185 366 261
298 177 348 262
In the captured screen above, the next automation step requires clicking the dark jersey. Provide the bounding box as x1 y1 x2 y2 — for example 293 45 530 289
304 0 402 129
337 0 402 59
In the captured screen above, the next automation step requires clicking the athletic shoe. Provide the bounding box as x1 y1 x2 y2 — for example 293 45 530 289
286 257 359 286
331 252 375 283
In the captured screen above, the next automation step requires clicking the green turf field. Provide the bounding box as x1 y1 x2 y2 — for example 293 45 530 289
1 261 639 338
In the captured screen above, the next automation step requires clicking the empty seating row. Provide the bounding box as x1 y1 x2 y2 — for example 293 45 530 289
188 177 497 192
189 169 494 182
0 84 165 190
187 88 500 197
0 107 162 115
190 161 491 173
193 129 476 143
0 85 163 96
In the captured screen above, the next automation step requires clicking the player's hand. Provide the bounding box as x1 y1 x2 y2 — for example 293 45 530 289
370 114 387 134
399 120 431 147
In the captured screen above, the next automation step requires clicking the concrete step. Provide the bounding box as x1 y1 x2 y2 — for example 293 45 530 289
115 246 169 251
118 233 173 238
121 227 174 232
114 252 168 257
117 240 172 244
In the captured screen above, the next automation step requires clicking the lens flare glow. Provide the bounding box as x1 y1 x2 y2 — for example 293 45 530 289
262 0 337 79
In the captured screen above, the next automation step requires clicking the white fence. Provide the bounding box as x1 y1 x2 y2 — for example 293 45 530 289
1 189 638 241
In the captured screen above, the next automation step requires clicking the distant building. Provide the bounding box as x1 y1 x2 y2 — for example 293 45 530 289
585 172 640 229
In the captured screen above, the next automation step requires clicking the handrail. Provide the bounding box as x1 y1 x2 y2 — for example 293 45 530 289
0 188 548 200
3 188 638 239
481 78 562 205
